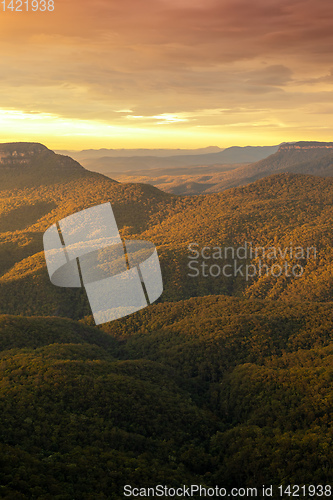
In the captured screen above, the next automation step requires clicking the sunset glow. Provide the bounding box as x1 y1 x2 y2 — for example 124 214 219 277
1 0 333 149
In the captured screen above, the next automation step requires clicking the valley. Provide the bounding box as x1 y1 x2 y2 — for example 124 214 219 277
0 142 332 498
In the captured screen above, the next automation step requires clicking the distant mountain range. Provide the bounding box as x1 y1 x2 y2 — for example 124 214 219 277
113 141 333 194
56 146 224 158
61 144 280 173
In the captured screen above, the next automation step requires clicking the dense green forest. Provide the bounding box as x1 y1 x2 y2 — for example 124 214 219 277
0 297 332 498
1 168 333 316
0 143 332 498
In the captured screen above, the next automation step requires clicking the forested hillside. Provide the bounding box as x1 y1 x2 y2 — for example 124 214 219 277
1 165 333 316
0 296 332 498
0 143 332 498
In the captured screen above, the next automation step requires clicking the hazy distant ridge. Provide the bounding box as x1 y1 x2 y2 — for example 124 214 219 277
111 141 333 195
56 146 224 159
61 144 280 173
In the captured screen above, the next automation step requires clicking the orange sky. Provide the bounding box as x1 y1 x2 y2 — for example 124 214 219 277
0 0 333 149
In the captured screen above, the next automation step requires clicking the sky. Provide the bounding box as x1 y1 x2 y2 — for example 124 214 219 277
1 0 333 150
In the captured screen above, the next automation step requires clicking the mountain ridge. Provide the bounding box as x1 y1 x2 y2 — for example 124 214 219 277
56 145 224 158
0 141 112 190
76 144 280 173
113 141 333 195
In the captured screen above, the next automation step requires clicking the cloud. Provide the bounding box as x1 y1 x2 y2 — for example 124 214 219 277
1 0 333 147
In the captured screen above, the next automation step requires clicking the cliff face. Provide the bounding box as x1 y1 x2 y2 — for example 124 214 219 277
279 141 333 152
265 141 333 173
0 142 86 173
198 141 333 193
0 142 97 189
0 143 49 167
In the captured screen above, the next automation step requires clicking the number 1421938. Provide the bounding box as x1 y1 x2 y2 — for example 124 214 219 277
2 0 54 11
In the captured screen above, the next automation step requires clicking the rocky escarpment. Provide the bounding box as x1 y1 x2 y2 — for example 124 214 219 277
242 141 333 184
279 141 333 152
0 142 85 173
0 142 48 164
254 141 333 172
0 142 107 189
